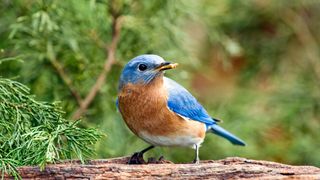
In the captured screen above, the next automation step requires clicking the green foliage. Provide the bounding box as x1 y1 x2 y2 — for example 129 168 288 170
0 0 319 168
0 0 193 163
0 77 101 178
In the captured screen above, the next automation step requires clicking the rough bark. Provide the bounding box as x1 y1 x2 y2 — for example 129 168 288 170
5 157 320 179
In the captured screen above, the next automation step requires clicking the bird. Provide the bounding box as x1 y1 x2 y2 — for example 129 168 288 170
116 54 245 164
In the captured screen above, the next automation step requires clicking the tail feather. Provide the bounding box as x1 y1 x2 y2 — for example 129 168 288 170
209 124 246 146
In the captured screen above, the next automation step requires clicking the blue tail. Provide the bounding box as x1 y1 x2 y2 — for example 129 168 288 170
209 124 246 146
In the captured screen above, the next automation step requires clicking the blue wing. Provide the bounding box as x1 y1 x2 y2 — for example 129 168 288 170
164 77 216 126
116 98 119 109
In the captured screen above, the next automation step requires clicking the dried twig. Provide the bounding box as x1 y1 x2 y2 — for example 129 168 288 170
71 8 123 120
49 58 83 105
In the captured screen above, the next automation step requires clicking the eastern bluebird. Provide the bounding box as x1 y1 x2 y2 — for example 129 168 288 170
117 54 245 164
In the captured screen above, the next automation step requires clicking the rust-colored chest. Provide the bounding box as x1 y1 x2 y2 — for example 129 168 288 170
118 77 174 135
117 77 206 140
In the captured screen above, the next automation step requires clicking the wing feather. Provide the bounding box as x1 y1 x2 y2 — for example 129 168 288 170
164 77 216 126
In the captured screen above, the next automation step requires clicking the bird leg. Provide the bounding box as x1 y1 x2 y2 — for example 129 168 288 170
193 144 200 164
128 145 155 164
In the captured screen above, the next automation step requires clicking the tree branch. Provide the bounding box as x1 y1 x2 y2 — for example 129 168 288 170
49 58 83 106
71 9 123 120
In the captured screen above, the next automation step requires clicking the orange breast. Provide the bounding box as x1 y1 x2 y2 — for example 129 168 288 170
118 76 206 142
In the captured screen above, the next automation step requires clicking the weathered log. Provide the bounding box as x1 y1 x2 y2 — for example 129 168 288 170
5 157 320 179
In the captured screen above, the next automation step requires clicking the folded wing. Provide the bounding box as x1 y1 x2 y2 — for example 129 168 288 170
164 77 216 126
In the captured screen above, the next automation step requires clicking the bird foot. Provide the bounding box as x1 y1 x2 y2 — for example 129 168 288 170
147 156 167 164
192 159 200 164
147 157 157 163
128 153 170 164
158 156 165 161
128 152 146 164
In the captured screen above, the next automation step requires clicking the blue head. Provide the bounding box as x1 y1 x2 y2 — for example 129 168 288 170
118 54 178 90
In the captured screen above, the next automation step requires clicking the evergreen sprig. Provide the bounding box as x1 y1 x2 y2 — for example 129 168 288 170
0 78 101 179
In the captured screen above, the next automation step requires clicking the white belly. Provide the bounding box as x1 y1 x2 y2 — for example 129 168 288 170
138 131 204 149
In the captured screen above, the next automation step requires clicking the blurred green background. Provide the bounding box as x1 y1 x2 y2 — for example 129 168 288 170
1 0 319 166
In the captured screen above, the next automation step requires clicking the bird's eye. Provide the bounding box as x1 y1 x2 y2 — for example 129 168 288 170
138 64 147 71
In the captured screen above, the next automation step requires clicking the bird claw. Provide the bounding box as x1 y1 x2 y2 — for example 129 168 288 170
192 159 200 164
128 152 146 164
158 156 165 161
147 156 166 164
147 157 157 163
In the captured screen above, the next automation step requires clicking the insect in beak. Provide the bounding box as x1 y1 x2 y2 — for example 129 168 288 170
155 62 178 71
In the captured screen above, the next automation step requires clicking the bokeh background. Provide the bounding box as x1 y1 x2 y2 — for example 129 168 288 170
1 0 319 166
